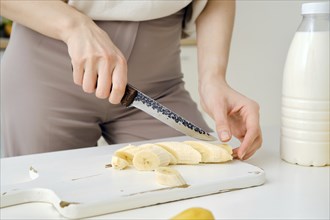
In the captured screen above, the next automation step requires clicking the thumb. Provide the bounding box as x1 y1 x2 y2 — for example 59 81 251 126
214 107 232 142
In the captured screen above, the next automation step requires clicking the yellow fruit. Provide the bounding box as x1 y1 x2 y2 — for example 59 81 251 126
4 23 12 37
171 207 215 220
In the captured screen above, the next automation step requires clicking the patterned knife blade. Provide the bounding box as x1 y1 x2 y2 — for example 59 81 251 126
121 84 216 141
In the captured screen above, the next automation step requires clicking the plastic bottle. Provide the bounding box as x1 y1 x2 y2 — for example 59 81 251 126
281 2 329 166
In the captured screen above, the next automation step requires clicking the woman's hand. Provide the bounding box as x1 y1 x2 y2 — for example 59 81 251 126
1 0 127 104
195 0 262 159
199 78 262 160
64 18 127 104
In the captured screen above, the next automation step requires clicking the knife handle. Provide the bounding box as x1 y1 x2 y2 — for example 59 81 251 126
121 84 137 107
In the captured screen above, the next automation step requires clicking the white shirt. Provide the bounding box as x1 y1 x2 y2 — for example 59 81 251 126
68 0 207 37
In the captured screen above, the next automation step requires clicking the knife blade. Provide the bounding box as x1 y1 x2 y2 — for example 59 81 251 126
120 84 217 141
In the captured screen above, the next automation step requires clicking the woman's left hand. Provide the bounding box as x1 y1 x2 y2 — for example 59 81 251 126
199 78 262 160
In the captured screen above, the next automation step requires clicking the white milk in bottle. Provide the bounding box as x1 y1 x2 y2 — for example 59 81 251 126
281 2 329 166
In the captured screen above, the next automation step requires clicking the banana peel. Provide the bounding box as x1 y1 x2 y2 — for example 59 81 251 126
170 207 215 220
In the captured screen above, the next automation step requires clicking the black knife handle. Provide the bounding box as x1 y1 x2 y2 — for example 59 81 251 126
121 84 137 107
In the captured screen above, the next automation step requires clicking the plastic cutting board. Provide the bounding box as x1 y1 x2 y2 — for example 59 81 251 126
0 142 265 219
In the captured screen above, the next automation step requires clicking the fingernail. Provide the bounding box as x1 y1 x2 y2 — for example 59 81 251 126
240 152 246 160
220 131 230 141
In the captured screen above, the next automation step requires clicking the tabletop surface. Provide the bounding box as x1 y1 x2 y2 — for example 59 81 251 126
1 126 329 219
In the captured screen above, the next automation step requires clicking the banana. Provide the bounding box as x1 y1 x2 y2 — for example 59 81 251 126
156 142 202 164
112 142 233 172
155 166 187 187
114 144 140 165
184 141 233 163
217 143 233 155
132 145 171 171
111 155 129 170
138 144 178 165
171 207 215 220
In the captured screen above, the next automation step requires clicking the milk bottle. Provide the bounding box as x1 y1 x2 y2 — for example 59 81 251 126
281 2 329 166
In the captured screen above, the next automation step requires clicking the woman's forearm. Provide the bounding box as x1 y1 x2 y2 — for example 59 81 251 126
0 0 88 43
196 0 235 83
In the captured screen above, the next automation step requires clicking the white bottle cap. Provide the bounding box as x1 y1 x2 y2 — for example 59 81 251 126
302 2 329 14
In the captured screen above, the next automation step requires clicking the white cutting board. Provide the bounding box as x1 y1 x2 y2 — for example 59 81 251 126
0 142 265 219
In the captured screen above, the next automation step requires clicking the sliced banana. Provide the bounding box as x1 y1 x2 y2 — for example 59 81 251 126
132 146 171 171
184 141 233 163
156 142 202 164
217 143 233 155
155 167 187 187
138 144 177 165
112 141 233 174
111 155 129 170
114 144 140 165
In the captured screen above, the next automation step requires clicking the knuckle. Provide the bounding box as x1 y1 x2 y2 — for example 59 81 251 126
108 96 119 104
110 88 122 98
106 53 126 65
104 53 116 62
72 57 86 67
109 87 125 104
251 100 260 110
73 73 82 82
73 78 82 86
112 82 126 93
72 72 83 86
95 89 109 99
117 55 127 65
82 84 95 94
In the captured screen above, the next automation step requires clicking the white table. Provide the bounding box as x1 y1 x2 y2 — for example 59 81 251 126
1 126 329 219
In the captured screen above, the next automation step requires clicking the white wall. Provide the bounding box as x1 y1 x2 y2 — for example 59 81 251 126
0 0 322 152
181 0 313 131
0 50 3 156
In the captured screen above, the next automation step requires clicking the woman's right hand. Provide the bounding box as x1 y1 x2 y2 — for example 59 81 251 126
64 17 127 104
0 0 127 104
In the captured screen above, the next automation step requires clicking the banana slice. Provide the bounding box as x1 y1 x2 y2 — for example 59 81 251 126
138 144 178 165
217 143 233 155
114 145 140 165
156 142 202 164
111 155 129 170
184 141 233 163
132 146 171 171
155 167 187 187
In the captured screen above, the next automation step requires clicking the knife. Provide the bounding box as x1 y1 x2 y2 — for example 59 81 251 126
120 84 217 141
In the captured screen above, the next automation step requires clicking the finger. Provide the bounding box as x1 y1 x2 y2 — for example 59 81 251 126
232 150 238 159
241 135 262 160
232 131 261 160
72 62 84 86
214 104 232 142
109 57 127 104
82 60 97 93
95 60 112 99
237 112 261 159
237 129 258 159
242 145 259 160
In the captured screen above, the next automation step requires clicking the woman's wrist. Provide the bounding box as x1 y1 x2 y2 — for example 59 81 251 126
198 71 228 97
59 10 93 44
198 69 227 86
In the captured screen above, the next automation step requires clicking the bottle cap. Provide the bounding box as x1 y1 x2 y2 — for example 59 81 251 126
302 2 329 14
